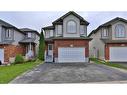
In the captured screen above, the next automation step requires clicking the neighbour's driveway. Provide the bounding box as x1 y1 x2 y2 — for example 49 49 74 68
10 63 127 83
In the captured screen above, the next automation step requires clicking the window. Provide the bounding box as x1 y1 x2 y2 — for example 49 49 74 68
27 32 32 38
80 25 85 35
48 44 53 50
115 24 126 38
26 44 34 53
50 30 53 37
102 28 108 37
67 20 77 33
5 29 11 38
45 31 50 38
57 25 62 35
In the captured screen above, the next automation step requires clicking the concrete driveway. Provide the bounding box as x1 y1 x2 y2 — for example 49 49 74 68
10 63 127 83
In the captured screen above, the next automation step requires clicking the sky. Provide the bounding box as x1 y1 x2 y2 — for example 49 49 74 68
0 11 127 35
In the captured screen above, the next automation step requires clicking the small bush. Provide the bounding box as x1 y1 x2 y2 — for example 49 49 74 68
14 54 24 64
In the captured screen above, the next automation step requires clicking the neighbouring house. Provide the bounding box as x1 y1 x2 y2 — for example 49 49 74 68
89 17 127 62
43 11 92 63
19 28 40 57
0 20 40 64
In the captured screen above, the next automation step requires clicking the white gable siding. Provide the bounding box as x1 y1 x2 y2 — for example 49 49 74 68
63 15 80 37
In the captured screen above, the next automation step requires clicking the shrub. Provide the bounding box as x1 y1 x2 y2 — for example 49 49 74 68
38 31 45 61
14 54 24 64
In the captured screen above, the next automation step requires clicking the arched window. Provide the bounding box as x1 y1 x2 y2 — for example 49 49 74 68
67 20 77 33
115 24 126 38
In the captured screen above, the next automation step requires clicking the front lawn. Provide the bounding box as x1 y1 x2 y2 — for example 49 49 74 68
90 58 127 70
0 60 42 84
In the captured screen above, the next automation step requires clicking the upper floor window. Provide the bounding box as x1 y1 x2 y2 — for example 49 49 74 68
5 29 11 38
102 28 108 37
50 30 54 37
80 25 85 35
27 32 32 38
57 25 62 35
67 20 77 33
115 24 126 38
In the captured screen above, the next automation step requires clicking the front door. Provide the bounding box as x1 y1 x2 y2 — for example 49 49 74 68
48 44 53 55
46 44 53 62
26 43 34 58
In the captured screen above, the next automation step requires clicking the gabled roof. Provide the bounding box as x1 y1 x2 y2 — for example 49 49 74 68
20 28 37 32
42 26 54 30
20 28 40 36
0 19 25 34
0 19 14 27
52 11 89 25
88 17 127 37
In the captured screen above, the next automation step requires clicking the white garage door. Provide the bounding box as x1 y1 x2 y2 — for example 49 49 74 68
110 47 127 62
58 47 86 63
0 49 4 63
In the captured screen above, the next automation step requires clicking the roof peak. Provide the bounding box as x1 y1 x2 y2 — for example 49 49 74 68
52 11 89 25
88 17 127 37
20 28 37 32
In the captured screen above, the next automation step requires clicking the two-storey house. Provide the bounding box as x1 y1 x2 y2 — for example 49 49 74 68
0 20 40 64
43 11 92 63
89 17 127 62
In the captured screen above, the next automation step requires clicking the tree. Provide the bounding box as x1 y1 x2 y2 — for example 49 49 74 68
38 30 45 60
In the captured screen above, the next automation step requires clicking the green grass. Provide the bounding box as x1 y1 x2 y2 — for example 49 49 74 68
0 59 43 84
90 58 127 70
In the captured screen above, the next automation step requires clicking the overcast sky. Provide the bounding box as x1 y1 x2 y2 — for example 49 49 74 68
0 11 127 34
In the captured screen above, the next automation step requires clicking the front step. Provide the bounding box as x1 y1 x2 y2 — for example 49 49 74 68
45 55 53 62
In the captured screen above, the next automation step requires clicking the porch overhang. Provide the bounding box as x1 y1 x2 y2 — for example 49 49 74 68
100 39 127 44
45 37 92 42
19 38 36 44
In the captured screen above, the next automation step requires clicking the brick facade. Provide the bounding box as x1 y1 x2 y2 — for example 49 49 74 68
0 44 26 63
105 43 127 60
45 39 89 60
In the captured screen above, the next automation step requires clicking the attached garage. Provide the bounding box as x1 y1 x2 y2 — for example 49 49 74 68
110 47 127 62
0 49 4 63
58 47 86 63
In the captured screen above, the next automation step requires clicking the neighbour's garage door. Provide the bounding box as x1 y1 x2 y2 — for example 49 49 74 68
0 49 4 63
58 47 86 63
110 47 127 62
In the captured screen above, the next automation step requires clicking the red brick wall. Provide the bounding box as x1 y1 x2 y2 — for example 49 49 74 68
105 43 127 60
53 39 89 57
0 44 26 63
45 42 54 51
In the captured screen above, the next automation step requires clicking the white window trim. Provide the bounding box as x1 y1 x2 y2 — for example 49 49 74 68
57 25 62 35
80 25 85 35
48 44 53 51
5 29 11 38
102 28 108 37
27 32 32 38
115 24 126 38
66 20 77 34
